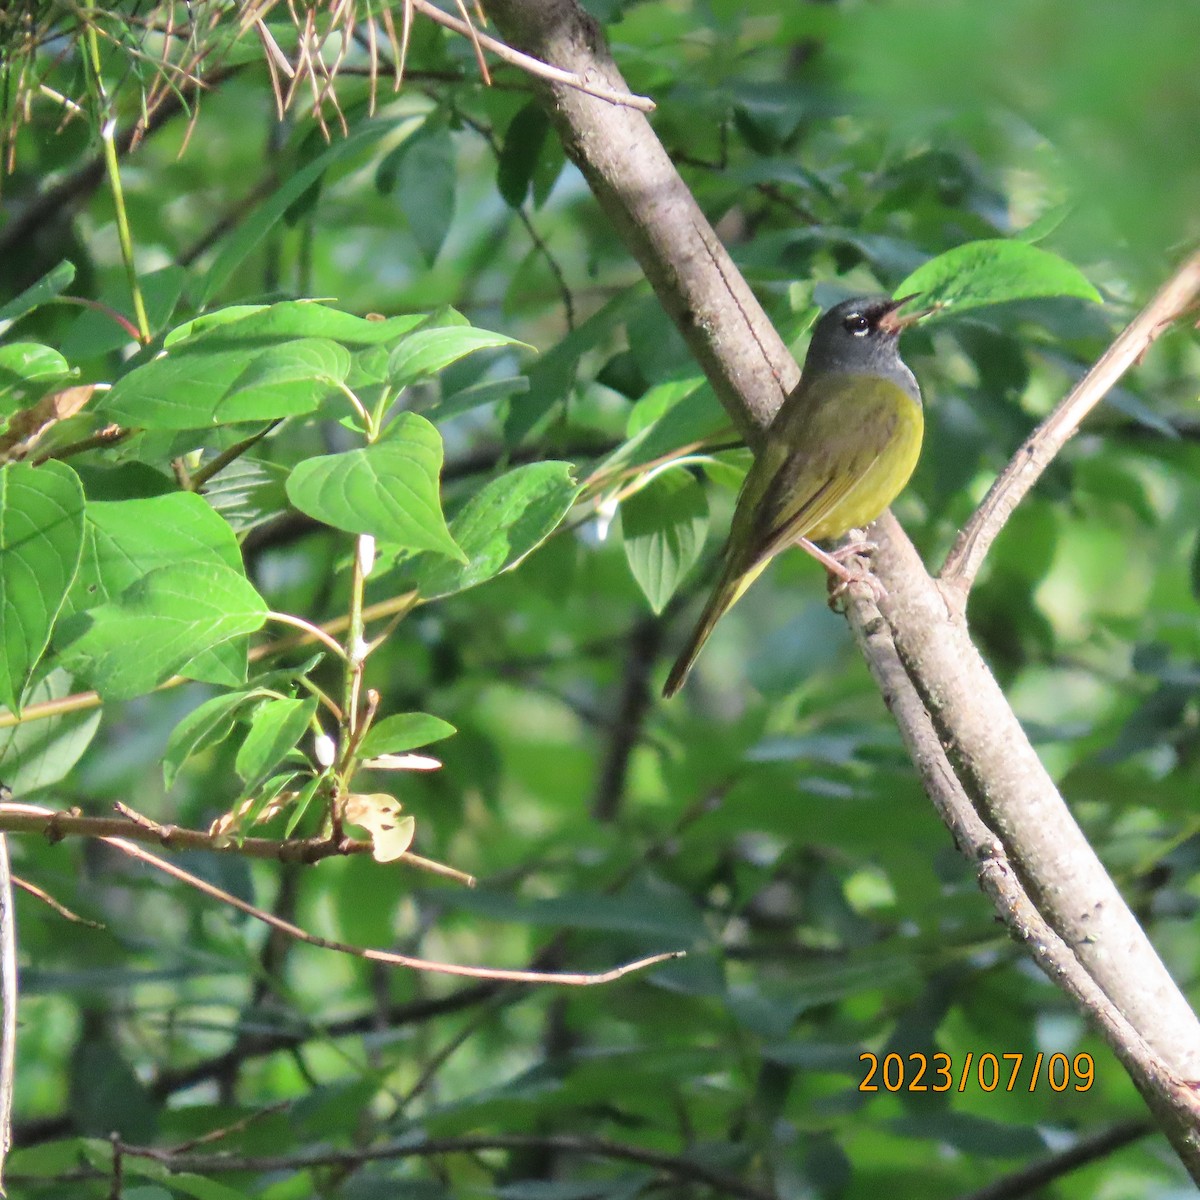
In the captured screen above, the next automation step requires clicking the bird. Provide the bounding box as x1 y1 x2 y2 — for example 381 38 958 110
662 294 924 698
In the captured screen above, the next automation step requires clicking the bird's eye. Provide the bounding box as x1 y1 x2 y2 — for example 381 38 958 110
843 314 871 336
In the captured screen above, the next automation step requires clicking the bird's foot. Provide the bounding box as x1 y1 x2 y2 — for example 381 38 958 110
822 535 886 610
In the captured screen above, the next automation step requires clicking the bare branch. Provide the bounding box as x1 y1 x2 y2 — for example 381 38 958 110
87 1132 774 1200
0 802 473 885
96 826 683 985
942 247 1200 595
957 1120 1153 1200
11 875 103 927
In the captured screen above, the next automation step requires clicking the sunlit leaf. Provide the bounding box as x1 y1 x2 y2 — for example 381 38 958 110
621 470 709 613
894 239 1102 319
0 460 85 710
286 414 465 560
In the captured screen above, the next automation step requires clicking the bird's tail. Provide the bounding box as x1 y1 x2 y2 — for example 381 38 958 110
662 557 769 698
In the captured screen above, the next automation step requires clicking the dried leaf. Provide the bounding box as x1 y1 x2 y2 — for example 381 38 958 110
0 384 95 461
344 792 416 862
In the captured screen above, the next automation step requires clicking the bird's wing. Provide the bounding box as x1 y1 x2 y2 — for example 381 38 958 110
751 377 904 563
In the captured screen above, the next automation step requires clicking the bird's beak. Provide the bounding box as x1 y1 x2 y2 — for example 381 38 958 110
878 294 926 334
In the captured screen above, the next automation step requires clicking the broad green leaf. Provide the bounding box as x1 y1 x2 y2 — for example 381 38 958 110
195 119 404 306
201 456 292 534
388 326 530 392
55 561 268 701
407 461 580 599
285 414 465 560
359 712 456 758
163 688 263 789
497 102 551 208
621 470 709 613
894 239 1102 319
99 338 350 429
68 492 244 615
176 635 249 689
377 122 457 265
0 668 101 792
0 460 85 711
0 343 72 414
235 696 317 789
168 301 427 349
0 261 75 335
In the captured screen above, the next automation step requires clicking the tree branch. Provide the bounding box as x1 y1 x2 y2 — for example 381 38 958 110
34 1131 775 1200
958 1119 1153 1200
941 248 1200 596
87 823 683 986
409 0 655 112
0 801 471 884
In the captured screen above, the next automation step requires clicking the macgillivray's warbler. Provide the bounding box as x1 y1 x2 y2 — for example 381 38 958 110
663 294 924 698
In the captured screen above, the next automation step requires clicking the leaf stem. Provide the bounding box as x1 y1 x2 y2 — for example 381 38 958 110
81 0 151 343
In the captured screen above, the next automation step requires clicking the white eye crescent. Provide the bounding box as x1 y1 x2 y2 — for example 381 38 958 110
843 314 871 336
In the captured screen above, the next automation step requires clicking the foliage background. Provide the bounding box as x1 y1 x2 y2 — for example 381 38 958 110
2 0 1199 1196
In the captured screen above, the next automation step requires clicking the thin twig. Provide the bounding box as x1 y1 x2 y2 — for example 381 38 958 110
266 610 352 661
98 830 683 985
85 1132 775 1200
11 875 104 928
941 247 1200 596
956 1119 1154 1200
0 802 473 885
408 0 654 111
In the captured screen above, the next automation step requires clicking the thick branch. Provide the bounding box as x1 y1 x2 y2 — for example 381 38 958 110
482 0 796 441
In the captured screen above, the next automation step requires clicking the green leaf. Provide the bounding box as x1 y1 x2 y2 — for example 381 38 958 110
167 301 427 350
283 773 323 837
407 461 580 599
98 338 350 429
893 239 1102 319
163 689 263 789
285 414 465 560
55 562 268 702
621 470 709 613
68 492 244 615
0 460 85 711
497 102 551 208
0 261 76 336
388 326 530 392
235 696 317 789
0 668 101 792
200 456 291 534
0 343 73 415
377 122 457 265
359 712 457 758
